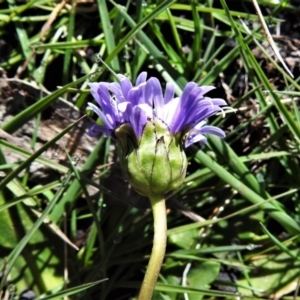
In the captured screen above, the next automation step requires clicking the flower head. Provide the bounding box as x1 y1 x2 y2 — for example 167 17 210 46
87 73 229 196
87 72 227 147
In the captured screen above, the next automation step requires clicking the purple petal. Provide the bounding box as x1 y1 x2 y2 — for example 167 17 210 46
178 86 222 129
88 124 111 137
87 102 114 129
97 84 120 123
183 104 211 125
199 86 216 95
197 125 226 138
142 80 153 106
128 85 143 106
118 74 133 99
182 82 198 97
192 106 222 124
149 77 164 119
171 82 198 132
136 72 147 85
118 101 132 122
185 132 207 147
180 89 209 121
88 83 102 106
130 105 147 138
163 96 180 132
106 82 125 102
164 83 175 104
210 98 227 106
185 125 225 147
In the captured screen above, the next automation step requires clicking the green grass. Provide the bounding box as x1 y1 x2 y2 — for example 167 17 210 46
0 0 300 299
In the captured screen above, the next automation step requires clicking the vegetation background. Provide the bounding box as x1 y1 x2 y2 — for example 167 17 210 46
0 0 300 299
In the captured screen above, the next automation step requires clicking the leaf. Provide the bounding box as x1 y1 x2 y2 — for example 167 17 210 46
187 261 221 300
168 228 198 250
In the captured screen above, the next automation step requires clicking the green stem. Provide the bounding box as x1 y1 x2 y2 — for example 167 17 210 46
138 196 167 300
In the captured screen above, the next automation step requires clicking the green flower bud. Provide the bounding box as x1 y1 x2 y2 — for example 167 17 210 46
115 120 187 197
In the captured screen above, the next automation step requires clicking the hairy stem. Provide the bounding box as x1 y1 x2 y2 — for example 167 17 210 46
138 196 167 300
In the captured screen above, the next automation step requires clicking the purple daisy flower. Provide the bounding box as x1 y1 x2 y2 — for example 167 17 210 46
87 72 228 147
